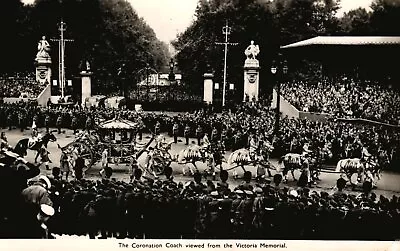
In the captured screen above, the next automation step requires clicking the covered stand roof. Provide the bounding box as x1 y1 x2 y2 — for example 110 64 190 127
279 36 400 80
99 118 138 130
281 36 400 49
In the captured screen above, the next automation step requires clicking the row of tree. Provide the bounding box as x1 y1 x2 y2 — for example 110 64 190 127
172 0 400 95
1 0 400 97
0 0 170 94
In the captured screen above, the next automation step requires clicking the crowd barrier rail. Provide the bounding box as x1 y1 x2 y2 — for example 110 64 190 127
272 88 400 128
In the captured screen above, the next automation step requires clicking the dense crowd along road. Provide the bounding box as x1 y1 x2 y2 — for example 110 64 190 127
1 99 398 170
281 75 400 125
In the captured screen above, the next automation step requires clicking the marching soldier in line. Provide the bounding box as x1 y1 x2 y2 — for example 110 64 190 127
184 124 191 145
18 110 26 132
38 145 51 170
0 132 11 150
60 148 71 181
211 127 219 143
56 113 63 134
172 122 179 143
7 112 13 130
155 121 161 135
251 187 265 239
220 127 227 149
44 113 51 133
242 190 255 239
100 149 109 176
231 189 245 239
196 124 203 146
85 116 93 132
71 113 79 134
207 190 221 239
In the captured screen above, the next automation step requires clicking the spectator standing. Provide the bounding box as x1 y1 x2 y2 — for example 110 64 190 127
155 121 161 135
60 149 70 181
172 122 179 144
196 124 203 146
74 156 85 180
100 149 109 176
184 124 191 145
56 114 63 134
39 145 51 170
44 114 50 133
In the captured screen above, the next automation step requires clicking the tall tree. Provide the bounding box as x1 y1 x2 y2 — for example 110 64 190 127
338 8 372 35
1 0 170 94
369 0 400 35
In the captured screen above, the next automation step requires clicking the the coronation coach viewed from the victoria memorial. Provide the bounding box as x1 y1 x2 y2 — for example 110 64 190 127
0 0 400 243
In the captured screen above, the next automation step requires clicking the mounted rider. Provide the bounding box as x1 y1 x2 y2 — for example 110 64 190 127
155 134 173 157
360 146 375 183
28 130 42 149
248 134 258 164
300 142 314 187
0 132 11 150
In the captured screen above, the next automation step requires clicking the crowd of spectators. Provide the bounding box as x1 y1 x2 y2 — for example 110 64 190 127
0 100 399 169
0 72 47 98
280 76 400 125
1 98 400 239
1 156 399 240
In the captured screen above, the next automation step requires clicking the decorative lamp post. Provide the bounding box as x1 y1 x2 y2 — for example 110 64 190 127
169 58 175 81
271 57 288 136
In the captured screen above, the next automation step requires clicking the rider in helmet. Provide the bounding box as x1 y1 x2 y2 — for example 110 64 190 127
359 146 372 183
0 132 11 150
249 134 258 164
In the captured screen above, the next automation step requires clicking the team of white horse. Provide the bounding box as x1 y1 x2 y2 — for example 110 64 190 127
167 143 383 188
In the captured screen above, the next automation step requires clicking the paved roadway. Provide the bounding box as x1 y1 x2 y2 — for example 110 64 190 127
4 128 400 198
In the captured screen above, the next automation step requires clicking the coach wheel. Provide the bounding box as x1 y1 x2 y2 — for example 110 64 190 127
152 156 165 175
163 151 172 168
63 141 94 172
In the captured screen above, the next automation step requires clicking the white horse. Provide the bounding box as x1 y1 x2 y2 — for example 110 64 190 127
176 145 211 176
335 158 377 186
279 153 308 182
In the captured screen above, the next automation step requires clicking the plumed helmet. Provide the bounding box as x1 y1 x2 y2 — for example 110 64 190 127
38 175 51 189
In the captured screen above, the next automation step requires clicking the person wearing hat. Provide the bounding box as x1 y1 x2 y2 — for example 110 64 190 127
231 189 245 238
21 204 55 239
21 175 53 207
207 190 222 238
19 176 53 236
172 121 179 144
154 121 161 135
195 124 203 146
0 152 40 238
184 124 191 145
238 171 253 191
202 132 210 149
217 170 230 193
129 156 139 182
44 113 51 133
60 148 71 181
211 127 219 143
56 113 63 134
252 187 265 238
38 144 51 170
0 132 11 150
100 148 109 176
333 178 347 197
242 190 255 238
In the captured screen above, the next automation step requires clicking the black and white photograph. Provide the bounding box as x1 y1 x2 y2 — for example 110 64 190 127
0 0 400 249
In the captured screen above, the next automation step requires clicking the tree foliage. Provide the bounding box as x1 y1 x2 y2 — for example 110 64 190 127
0 0 169 94
173 0 342 95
